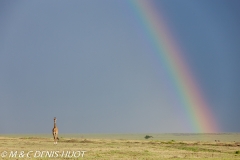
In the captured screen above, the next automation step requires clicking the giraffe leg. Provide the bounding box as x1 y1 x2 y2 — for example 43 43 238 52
53 133 57 144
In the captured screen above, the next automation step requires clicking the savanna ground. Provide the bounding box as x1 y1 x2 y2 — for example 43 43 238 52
0 133 240 159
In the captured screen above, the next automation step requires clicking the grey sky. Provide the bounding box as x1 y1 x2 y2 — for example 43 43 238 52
1 0 240 133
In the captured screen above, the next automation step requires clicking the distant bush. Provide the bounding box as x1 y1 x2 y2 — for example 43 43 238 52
235 151 240 154
144 135 153 139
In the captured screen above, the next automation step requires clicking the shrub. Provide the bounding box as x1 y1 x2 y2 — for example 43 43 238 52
144 135 153 139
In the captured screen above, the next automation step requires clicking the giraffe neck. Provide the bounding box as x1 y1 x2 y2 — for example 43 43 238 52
54 122 57 128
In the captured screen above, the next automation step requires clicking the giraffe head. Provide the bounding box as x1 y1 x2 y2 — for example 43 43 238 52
54 117 57 122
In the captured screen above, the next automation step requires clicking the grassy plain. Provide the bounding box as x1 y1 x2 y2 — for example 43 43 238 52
0 133 240 159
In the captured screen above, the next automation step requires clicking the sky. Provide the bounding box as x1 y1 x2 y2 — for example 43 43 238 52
0 0 240 134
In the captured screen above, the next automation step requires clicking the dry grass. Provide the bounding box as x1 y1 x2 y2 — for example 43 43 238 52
0 134 240 159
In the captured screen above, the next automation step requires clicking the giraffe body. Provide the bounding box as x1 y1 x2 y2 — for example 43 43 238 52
52 117 59 144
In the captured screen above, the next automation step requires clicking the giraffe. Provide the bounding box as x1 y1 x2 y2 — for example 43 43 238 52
52 117 59 144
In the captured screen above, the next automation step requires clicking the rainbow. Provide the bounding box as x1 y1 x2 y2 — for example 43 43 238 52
131 0 218 133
